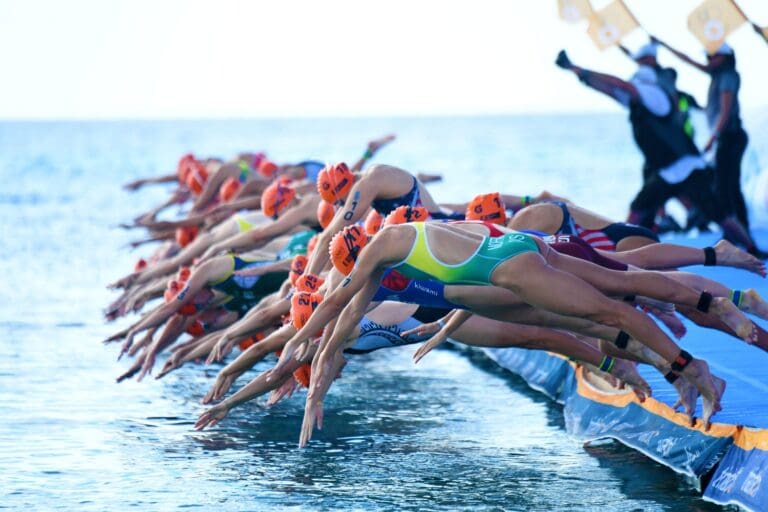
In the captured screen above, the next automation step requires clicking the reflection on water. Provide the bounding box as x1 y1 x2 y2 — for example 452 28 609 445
0 119 733 511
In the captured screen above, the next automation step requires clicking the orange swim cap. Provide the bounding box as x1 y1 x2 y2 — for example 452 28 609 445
165 279 198 315
261 180 296 219
294 364 312 388
316 200 337 229
185 161 209 195
384 205 429 226
178 303 198 316
290 291 324 330
239 331 265 351
466 192 506 225
177 266 191 282
164 280 182 303
364 210 383 235
295 273 325 293
175 225 199 248
257 159 278 178
307 234 319 257
218 177 241 203
329 225 368 275
134 258 148 272
289 254 308 285
317 162 354 203
177 154 195 184
186 320 205 337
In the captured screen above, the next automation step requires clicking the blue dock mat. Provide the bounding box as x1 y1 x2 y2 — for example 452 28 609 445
482 229 768 512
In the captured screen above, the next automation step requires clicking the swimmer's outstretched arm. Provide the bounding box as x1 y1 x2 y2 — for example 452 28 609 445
138 212 211 232
156 332 220 379
114 259 229 355
134 314 191 381
203 324 296 404
299 349 346 448
199 196 315 261
195 327 306 430
272 265 384 377
207 295 290 364
190 162 236 214
123 173 178 191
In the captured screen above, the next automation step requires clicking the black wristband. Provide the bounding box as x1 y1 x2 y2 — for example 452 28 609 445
664 372 679 384
670 349 693 372
697 292 713 313
615 331 630 349
703 247 717 266
623 295 636 303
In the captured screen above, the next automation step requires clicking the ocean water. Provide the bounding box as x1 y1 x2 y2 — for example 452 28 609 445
2 114 765 511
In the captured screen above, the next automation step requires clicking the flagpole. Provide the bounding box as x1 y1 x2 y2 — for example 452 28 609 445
728 0 752 24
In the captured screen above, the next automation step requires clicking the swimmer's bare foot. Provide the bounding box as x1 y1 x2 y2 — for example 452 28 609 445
611 359 651 401
711 296 759 344
671 375 699 419
699 376 726 431
644 305 686 339
739 289 768 321
714 240 767 277
680 358 721 423
367 134 396 155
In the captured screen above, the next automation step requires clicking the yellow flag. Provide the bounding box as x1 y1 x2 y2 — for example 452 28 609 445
558 0 594 23
687 0 747 54
586 0 640 50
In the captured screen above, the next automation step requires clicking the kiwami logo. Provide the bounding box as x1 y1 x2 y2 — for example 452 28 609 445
741 471 762 498
413 282 438 297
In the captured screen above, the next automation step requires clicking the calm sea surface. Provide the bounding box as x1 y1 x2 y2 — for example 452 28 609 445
2 114 766 510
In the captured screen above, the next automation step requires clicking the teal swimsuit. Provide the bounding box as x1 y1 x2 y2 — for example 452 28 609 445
390 223 540 285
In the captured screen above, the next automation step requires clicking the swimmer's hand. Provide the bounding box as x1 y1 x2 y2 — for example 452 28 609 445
123 179 149 191
109 273 138 290
156 351 186 380
268 340 304 380
267 377 298 406
413 332 449 364
195 403 230 431
202 369 240 404
401 321 441 338
103 328 129 344
299 395 324 448
116 351 147 383
118 331 137 360
206 334 233 365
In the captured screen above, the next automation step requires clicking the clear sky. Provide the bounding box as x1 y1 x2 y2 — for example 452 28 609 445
1 0 766 119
